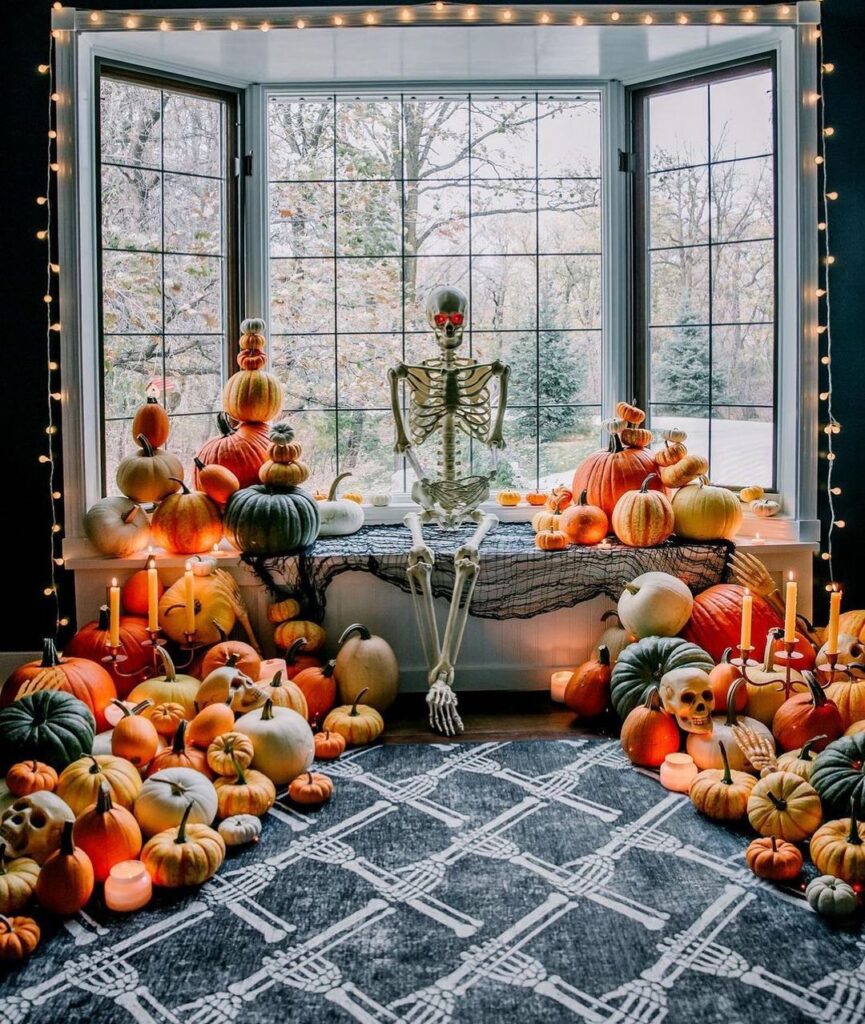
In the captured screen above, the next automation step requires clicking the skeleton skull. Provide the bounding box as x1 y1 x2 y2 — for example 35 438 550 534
659 667 715 734
426 286 468 350
0 790 74 863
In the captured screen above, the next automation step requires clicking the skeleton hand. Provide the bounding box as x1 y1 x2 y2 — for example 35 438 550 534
427 678 464 736
729 550 778 598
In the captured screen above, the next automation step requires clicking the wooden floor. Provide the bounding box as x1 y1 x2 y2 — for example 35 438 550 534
381 691 620 744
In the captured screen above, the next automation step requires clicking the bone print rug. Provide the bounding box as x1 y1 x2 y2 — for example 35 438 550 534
1 740 860 1024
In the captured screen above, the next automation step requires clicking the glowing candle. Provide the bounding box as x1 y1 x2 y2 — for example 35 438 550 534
109 578 120 648
550 670 572 703
660 753 698 794
184 562 196 636
104 860 152 912
740 588 753 652
147 555 159 632
827 587 842 655
752 532 765 546
784 571 798 643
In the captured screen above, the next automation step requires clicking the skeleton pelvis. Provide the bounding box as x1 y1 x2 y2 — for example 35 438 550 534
413 475 490 518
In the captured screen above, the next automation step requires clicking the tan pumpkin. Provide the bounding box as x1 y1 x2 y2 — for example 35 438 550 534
661 427 688 444
775 735 826 781
206 731 255 777
689 742 756 820
611 474 674 547
671 476 743 542
213 757 276 818
531 510 561 533
826 672 865 731
255 671 309 718
655 441 687 467
35 820 94 916
747 771 823 841
546 485 573 512
140 801 225 887
5 760 57 797
274 620 326 654
0 844 39 915
158 567 254 649
525 490 548 507
739 484 765 503
127 647 200 720
810 800 865 884
535 528 569 551
265 422 303 463
658 453 709 489
146 721 212 778
322 688 384 746
740 629 807 726
150 481 223 555
620 426 653 449
333 623 399 713
116 435 184 504
223 369 284 423
267 597 302 625
56 753 142 815
288 771 334 807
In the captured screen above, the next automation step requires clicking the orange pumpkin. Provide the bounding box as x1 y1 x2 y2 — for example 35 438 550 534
282 637 323 679
313 730 346 761
146 721 212 777
615 400 646 425
619 688 680 767
546 485 573 512
131 396 170 448
149 702 186 739
559 490 609 546
572 434 661 518
72 782 142 882
655 441 687 467
525 490 548 507
35 820 94 916
274 620 326 654
198 640 262 684
64 608 153 698
187 702 235 749
151 480 223 555
122 569 164 616
709 649 748 714
772 673 843 752
237 348 268 371
194 413 271 490
745 835 803 882
193 458 240 507
292 663 338 724
0 915 40 962
620 426 653 449
288 771 334 807
535 528 569 551
110 699 160 767
496 489 521 507
267 597 302 625
611 473 674 547
2 639 117 733
222 369 284 423
564 646 611 717
5 760 57 797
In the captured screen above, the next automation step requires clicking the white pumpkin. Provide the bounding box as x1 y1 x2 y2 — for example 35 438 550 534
686 709 773 771
218 814 262 847
751 498 780 518
593 610 636 664
84 496 151 557
235 699 314 785
617 572 693 639
317 473 365 537
672 477 743 541
134 767 218 837
371 494 391 507
333 623 399 712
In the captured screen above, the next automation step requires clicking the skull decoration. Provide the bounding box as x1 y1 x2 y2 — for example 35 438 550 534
659 667 715 734
0 790 74 863
426 285 468 350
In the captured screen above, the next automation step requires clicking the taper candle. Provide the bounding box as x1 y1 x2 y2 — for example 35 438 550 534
109 578 120 648
784 572 798 643
740 588 753 652
184 561 195 636
827 587 842 655
147 556 159 632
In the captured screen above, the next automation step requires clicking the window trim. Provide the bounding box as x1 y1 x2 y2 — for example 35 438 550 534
93 60 244 494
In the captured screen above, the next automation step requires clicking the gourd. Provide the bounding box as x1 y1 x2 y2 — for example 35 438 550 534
806 875 858 920
593 610 636 664
661 427 688 444
535 528 569 551
747 771 823 841
134 767 218 837
146 721 211 778
313 730 346 761
316 473 365 537
116 435 184 504
610 636 714 720
559 490 609 546
267 597 302 625
620 427 653 449
686 679 773 772
615 400 646 425
5 760 57 797
218 814 262 847
193 458 240 507
128 647 200 720
681 584 784 664
64 607 153 697
110 700 160 767
564 646 611 718
658 453 709 489
525 490 548 507
708 649 748 715
617 571 693 639
56 754 142 815
571 433 662 518
619 688 680 767
810 799 865 885
811 732 865 817
689 742 756 821
323 688 385 746
288 771 334 807
235 699 315 786
213 756 276 818
140 801 225 887
546 485 573 511
35 820 94 916
206 732 255 777
776 735 826 781
187 702 235 749
0 691 96 773
772 672 842 752
150 702 186 739
671 477 743 542
739 485 765 503
131 396 170 448
195 660 253 711
333 623 399 713
744 836 802 882
292 663 337 723
655 441 686 467
274 620 326 654
0 915 40 962
254 671 309 718
0 844 39 915
224 484 321 556
84 496 151 557
223 368 284 423
2 638 117 734
72 782 142 882
195 413 271 490
150 480 223 555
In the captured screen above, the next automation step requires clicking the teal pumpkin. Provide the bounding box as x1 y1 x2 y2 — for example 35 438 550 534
0 691 96 772
224 485 320 556
812 733 865 817
611 636 714 720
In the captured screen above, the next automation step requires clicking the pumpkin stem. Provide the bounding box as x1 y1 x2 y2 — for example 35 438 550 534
798 735 826 761
87 754 102 773
285 636 308 664
155 645 178 681
96 781 113 814
168 476 190 495
194 456 206 472
578 489 589 506
725 677 745 727
327 472 352 502
225 652 240 669
172 720 188 754
718 741 733 785
337 623 371 647
270 670 284 688
231 753 247 786
0 915 11 933
610 433 624 454
599 610 621 626
136 434 155 458
847 797 863 846
306 771 314 784
323 660 336 679
121 505 141 525
770 836 778 853
40 638 62 669
216 411 236 438
767 791 788 812
175 801 194 844
597 645 610 668
97 605 111 632
260 699 275 722
350 687 370 716
639 473 659 493
802 671 828 708
59 819 75 856
763 628 784 673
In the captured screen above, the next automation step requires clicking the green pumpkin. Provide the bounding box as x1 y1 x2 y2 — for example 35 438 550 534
0 691 96 772
224 485 320 556
805 874 858 920
812 733 865 817
611 636 714 720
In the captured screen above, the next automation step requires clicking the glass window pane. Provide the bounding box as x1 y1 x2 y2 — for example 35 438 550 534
471 180 536 256
472 255 537 331
100 78 161 168
272 335 336 410
473 332 536 406
101 165 161 251
538 179 601 254
165 336 222 415
539 407 602 490
538 98 601 178
649 166 709 249
711 157 774 244
711 406 773 488
271 258 335 334
103 335 163 420
166 414 216 479
337 334 404 409
649 247 710 327
337 182 401 256
268 98 334 180
471 98 537 179
289 411 338 495
269 182 334 259
711 324 774 407
474 408 535 489
163 255 223 334
336 258 402 333
336 99 401 180
650 325 711 408
407 181 469 257
649 404 710 463
163 174 222 255
337 411 402 494
711 71 774 162
162 92 223 177
649 85 708 171
539 255 601 330
540 330 601 406
102 251 163 333
403 98 469 180
711 240 774 325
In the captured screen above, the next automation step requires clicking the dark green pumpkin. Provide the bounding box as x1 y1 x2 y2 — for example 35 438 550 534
224 484 320 556
812 733 865 817
0 690 96 771
611 636 714 720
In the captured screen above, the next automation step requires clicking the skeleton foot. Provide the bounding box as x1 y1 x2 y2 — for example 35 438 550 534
427 679 464 737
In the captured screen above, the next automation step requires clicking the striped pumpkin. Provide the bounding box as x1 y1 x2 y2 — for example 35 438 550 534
611 474 674 547
224 485 320 556
150 482 223 554
222 370 283 423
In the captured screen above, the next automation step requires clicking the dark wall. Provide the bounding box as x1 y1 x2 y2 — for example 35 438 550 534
1 0 862 651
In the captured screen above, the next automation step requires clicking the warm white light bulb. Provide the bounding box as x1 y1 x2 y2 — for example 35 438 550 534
824 126 835 137
837 520 846 528
831 486 842 495
823 63 835 73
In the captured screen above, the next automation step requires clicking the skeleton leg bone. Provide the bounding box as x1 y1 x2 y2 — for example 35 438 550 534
404 511 441 674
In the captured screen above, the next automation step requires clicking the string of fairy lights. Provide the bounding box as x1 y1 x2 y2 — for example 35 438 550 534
38 2 842 634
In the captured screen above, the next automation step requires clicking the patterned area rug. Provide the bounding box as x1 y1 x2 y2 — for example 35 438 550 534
1 739 860 1024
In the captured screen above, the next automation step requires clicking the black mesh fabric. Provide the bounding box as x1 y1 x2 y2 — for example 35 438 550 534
242 523 733 623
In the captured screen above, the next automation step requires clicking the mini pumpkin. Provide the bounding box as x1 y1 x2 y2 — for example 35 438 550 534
5 760 57 797
110 699 160 768
655 441 687 467
658 453 709 489
288 771 334 807
615 400 646 425
619 688 680 768
739 485 765 503
313 729 346 761
322 688 384 746
747 771 823 841
146 720 211 778
535 528 569 551
744 836 802 882
193 458 240 507
274 620 326 654
776 734 826 781
689 742 756 821
207 732 256 777
661 427 688 443
752 498 781 518
0 844 39 915
496 489 521 507
35 820 94 916
213 756 276 818
150 702 186 739
131 396 170 448
140 801 225 887
218 814 262 847
620 426 653 449
546 485 573 512
525 490 548 507
810 798 865 885
559 490 609 546
805 874 858 920
267 597 302 625
0 914 40 962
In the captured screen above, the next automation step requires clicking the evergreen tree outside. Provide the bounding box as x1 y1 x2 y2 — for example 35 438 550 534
652 304 723 416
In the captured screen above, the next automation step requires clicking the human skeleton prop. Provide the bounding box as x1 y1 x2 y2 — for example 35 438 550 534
388 286 510 735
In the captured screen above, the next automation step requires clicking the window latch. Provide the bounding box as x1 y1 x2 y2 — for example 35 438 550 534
242 152 254 177
618 149 635 173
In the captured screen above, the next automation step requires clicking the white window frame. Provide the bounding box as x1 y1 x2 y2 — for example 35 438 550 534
54 4 820 557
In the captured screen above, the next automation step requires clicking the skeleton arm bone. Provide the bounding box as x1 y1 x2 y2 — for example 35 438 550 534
388 364 427 480
486 361 510 470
